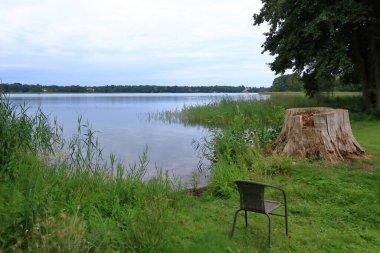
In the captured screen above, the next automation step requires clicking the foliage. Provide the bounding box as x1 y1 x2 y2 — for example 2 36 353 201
261 92 380 120
179 97 287 197
181 97 285 144
254 0 380 108
205 129 252 198
271 74 304 92
0 98 57 179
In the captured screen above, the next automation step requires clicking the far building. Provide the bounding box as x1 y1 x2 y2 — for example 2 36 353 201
242 87 253 93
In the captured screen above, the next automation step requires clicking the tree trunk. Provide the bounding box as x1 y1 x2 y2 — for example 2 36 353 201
377 84 380 108
352 31 378 109
373 45 380 108
271 108 365 162
369 25 380 108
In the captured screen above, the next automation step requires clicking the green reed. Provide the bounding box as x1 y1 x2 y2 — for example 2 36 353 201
0 94 184 252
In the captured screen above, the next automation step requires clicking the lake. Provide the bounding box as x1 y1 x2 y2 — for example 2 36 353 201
7 93 266 180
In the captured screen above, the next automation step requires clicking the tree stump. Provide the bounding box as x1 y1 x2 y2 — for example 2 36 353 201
271 107 365 162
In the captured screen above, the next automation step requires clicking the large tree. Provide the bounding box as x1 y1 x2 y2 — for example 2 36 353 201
254 0 380 108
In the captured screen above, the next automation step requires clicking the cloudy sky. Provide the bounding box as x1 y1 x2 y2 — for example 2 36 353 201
0 0 275 87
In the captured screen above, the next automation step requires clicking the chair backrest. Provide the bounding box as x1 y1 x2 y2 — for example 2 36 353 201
235 180 265 213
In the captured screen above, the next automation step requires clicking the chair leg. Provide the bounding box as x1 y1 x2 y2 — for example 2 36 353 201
244 210 248 227
230 209 241 238
266 214 272 247
285 214 288 236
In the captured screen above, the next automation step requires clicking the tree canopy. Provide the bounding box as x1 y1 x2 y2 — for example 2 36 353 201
271 74 303 92
254 0 380 108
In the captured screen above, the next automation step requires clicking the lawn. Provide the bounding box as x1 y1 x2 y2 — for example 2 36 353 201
158 119 380 253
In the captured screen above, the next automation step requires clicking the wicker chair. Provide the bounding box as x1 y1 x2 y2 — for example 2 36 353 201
230 180 288 247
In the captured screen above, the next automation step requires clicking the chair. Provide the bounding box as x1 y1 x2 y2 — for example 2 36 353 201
230 180 288 247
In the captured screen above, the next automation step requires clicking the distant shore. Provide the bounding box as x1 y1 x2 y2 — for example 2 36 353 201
0 83 270 94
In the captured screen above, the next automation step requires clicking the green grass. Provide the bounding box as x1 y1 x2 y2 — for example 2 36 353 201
1 94 379 252
260 91 362 97
352 121 380 153
259 91 306 96
153 118 380 253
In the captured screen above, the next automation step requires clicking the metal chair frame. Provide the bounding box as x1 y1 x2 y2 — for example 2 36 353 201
230 180 288 247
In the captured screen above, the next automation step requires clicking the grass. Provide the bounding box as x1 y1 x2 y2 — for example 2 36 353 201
171 108 379 252
259 91 362 97
1 93 379 252
352 121 380 153
173 93 380 252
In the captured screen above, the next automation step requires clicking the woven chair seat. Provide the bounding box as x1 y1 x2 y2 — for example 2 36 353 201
264 200 281 213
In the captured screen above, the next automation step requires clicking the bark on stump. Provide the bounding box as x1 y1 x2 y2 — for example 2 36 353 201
271 107 365 162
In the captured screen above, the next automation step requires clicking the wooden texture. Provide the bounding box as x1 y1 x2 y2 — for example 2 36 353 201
271 108 365 162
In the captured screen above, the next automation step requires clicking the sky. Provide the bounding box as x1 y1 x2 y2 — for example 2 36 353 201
0 0 276 87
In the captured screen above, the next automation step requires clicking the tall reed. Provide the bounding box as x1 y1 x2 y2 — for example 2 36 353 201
0 94 183 252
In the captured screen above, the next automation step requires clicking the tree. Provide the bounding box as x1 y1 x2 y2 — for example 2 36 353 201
271 74 304 92
254 0 380 108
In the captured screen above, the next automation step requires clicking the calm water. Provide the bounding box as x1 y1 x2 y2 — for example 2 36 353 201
8 93 265 180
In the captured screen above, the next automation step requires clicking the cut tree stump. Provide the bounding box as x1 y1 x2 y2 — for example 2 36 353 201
271 107 365 162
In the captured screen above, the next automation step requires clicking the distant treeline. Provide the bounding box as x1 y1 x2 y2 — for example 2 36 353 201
270 74 361 92
0 83 270 93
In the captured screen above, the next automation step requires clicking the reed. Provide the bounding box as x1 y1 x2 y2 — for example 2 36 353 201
0 94 183 252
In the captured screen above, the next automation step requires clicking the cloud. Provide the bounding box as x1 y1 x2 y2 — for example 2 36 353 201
0 0 275 86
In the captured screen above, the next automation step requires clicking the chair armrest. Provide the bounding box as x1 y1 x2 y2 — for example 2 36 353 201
265 184 288 217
